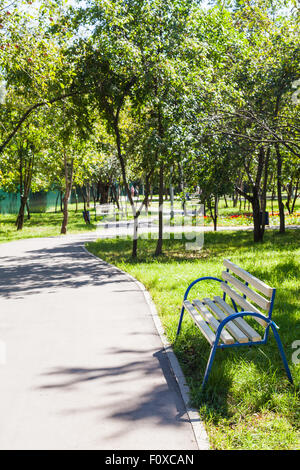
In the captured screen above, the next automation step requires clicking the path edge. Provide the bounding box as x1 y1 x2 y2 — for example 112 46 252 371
81 244 210 451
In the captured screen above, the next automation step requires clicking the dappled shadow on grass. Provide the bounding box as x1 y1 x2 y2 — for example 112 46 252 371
88 231 251 265
269 260 300 282
174 304 299 423
0 212 63 229
88 229 300 267
174 330 299 428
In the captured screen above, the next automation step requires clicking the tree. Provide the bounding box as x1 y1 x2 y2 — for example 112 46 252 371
194 1 300 241
0 0 79 155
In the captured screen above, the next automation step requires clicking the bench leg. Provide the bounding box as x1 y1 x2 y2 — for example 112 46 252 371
176 305 185 336
202 343 218 389
270 324 294 385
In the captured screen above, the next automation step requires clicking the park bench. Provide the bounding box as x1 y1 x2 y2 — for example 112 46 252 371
176 259 293 389
83 204 116 223
95 203 112 216
95 203 125 218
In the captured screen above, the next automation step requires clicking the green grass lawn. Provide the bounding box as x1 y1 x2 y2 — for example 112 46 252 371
124 197 300 228
0 195 299 244
86 229 300 450
0 204 97 244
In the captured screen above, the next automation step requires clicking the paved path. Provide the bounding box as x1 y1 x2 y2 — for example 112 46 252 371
0 234 200 450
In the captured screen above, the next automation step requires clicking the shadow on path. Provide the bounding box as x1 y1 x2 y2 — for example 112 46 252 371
36 347 190 428
0 240 130 299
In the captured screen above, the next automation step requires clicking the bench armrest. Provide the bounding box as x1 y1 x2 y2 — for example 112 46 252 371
177 277 222 336
182 276 223 302
215 311 274 345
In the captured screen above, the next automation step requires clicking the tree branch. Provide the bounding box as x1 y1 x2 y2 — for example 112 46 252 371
0 91 77 154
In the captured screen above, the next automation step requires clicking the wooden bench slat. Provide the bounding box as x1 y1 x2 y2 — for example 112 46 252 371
214 296 262 342
202 298 249 344
192 299 235 345
183 300 216 345
221 282 268 327
222 271 271 311
223 259 274 298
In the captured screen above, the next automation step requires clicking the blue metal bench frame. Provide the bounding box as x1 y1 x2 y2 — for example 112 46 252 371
176 275 293 389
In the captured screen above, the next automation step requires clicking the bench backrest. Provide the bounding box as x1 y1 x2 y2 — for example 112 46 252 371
221 259 275 327
95 203 113 213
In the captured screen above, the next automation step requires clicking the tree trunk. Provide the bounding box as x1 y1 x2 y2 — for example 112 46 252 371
16 145 34 230
60 150 73 235
285 183 292 214
98 180 110 204
132 216 138 258
80 186 87 211
155 162 164 256
291 179 299 214
112 101 153 257
271 183 275 215
235 181 264 242
86 182 90 209
275 144 285 233
26 200 30 220
232 187 239 208
208 196 218 232
252 189 263 242
260 147 270 239
114 121 140 257
61 192 69 234
16 196 27 230
213 196 218 231
144 182 150 215
91 184 97 219
111 184 120 209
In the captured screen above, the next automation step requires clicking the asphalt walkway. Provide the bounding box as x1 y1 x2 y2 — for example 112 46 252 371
0 234 202 450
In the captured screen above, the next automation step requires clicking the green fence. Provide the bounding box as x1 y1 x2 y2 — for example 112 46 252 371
0 191 20 214
0 189 81 214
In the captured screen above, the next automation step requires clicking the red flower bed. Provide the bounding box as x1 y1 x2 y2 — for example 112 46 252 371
203 212 300 220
